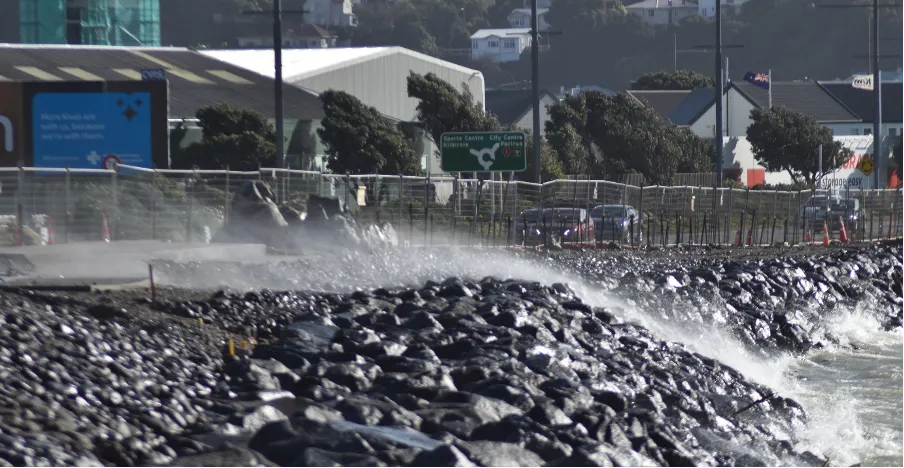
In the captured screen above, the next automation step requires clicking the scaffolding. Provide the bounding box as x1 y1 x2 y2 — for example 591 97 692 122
19 0 160 46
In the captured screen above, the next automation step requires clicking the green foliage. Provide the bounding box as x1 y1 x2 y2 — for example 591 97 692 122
631 70 715 90
544 92 712 184
516 128 567 183
746 106 852 185
317 90 421 175
407 72 502 146
179 103 277 171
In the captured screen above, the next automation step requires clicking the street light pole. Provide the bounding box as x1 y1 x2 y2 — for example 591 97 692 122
871 0 881 188
530 0 541 183
816 1 900 187
528 2 562 183
714 0 723 188
244 2 307 169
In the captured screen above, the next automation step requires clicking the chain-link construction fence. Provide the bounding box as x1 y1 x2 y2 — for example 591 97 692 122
1 166 901 248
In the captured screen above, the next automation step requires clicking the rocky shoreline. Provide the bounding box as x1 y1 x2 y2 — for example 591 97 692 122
0 244 900 466
0 282 817 467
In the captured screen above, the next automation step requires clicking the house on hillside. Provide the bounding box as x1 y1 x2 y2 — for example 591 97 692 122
238 25 343 49
508 8 549 30
626 0 698 27
470 28 533 63
304 0 357 27
697 0 750 17
485 87 559 137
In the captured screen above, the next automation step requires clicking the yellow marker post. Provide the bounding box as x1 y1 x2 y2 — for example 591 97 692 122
227 339 235 357
199 318 204 325
240 340 248 349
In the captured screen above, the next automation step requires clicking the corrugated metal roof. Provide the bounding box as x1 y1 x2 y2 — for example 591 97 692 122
201 46 482 82
627 90 692 121
733 80 861 123
0 44 324 120
470 29 532 40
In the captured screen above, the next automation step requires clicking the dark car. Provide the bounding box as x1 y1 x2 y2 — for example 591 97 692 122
513 209 542 245
591 204 642 243
514 208 595 245
800 196 859 233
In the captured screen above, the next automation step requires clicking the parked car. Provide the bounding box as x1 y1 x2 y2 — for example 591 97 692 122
590 204 642 243
513 207 595 245
800 196 859 233
513 209 542 245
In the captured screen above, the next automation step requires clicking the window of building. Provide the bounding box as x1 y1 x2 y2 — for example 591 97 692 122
488 40 499 47
863 128 872 135
504 39 516 48
648 10 654 17
472 41 479 49
853 128 861 135
889 128 898 136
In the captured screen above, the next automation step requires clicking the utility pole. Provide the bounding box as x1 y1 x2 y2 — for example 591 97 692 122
529 1 562 183
817 1 900 188
690 34 743 188
714 0 723 188
244 2 308 169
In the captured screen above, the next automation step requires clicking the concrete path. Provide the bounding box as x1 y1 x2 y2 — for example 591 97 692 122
0 240 266 287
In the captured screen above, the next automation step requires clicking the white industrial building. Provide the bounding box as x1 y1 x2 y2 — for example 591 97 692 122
202 47 486 174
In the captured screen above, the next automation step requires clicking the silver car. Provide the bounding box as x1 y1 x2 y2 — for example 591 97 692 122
591 204 642 243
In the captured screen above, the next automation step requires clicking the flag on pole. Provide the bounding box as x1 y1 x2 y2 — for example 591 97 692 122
851 74 874 90
743 71 770 90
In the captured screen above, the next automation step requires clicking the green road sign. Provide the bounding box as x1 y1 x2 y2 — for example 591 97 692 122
440 131 527 172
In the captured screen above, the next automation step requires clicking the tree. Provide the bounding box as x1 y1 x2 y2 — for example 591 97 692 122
407 71 502 144
544 92 712 184
631 70 715 90
545 93 593 175
180 103 276 171
317 90 421 175
514 128 566 183
746 106 852 186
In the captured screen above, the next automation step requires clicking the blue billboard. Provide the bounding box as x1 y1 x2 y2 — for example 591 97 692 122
31 92 153 169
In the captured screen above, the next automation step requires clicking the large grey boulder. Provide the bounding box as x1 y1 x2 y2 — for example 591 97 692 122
213 181 288 245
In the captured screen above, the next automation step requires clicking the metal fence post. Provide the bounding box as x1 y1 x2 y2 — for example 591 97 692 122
224 165 231 225
151 171 158 241
187 172 195 242
64 164 71 244
424 174 430 247
398 173 404 231
111 166 119 241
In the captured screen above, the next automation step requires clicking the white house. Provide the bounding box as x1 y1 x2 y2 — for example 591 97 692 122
508 8 549 30
697 0 748 17
470 28 532 63
238 25 340 49
626 0 698 27
304 0 357 27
